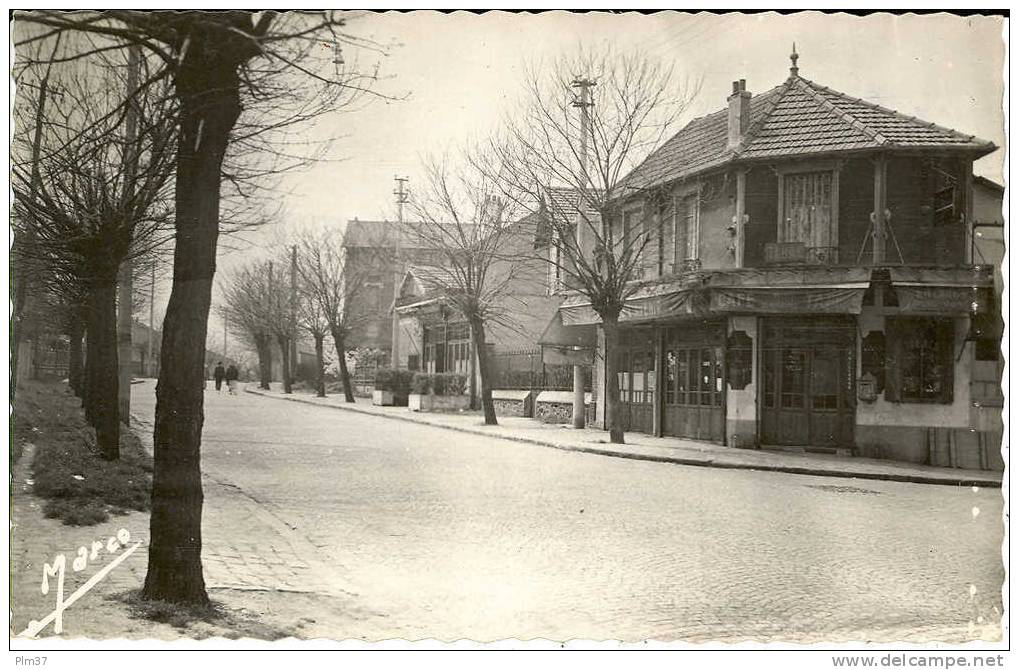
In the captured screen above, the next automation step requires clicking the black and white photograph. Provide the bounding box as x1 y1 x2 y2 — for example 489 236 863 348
7 7 1008 661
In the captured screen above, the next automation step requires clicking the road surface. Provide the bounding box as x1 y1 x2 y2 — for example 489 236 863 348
131 381 1004 642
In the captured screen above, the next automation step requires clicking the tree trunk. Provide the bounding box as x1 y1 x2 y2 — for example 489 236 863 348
277 335 292 394
84 278 121 459
68 313 84 398
469 316 497 426
314 334 326 398
255 332 272 390
601 313 625 444
117 260 133 426
143 48 244 605
332 329 356 403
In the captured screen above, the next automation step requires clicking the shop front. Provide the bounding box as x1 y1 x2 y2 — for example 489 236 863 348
759 317 856 449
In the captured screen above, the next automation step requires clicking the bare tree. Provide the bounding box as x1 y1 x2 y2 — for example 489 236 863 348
493 48 699 444
407 152 534 425
265 259 297 395
12 55 177 459
297 277 331 398
13 9 396 604
294 228 384 403
219 261 276 391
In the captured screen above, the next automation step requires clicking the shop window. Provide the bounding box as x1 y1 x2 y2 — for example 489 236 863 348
726 331 752 390
886 317 954 404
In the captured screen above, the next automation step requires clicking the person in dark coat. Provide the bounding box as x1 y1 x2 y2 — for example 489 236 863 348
214 361 226 392
226 363 239 395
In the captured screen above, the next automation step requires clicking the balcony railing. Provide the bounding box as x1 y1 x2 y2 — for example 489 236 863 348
764 242 839 266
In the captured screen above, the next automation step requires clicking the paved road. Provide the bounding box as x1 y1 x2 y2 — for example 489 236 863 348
131 381 1004 642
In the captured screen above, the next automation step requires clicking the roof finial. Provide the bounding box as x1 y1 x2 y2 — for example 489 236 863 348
790 42 799 77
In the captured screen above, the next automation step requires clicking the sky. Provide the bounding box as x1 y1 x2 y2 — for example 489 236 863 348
265 10 1005 228
174 10 1006 351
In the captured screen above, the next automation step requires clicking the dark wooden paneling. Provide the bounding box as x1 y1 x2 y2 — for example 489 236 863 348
744 167 779 267
838 157 874 264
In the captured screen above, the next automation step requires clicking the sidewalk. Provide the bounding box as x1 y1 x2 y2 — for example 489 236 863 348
246 384 1003 488
11 412 357 641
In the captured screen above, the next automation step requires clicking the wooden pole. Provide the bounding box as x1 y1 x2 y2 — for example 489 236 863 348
118 44 142 424
872 154 887 265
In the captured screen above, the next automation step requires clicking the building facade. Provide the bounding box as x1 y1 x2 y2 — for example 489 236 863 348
393 211 568 400
559 53 1001 469
342 218 445 361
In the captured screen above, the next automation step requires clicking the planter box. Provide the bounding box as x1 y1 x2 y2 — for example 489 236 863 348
535 390 596 425
372 389 394 406
491 389 535 417
409 393 470 412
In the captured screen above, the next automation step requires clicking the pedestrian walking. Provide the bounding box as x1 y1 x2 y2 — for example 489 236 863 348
226 363 239 395
214 361 226 392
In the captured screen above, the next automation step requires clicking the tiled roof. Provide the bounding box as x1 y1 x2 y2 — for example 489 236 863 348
620 86 784 191
620 73 997 193
544 186 601 224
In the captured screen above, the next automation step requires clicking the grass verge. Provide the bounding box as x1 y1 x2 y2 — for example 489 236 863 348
14 381 152 526
117 591 297 640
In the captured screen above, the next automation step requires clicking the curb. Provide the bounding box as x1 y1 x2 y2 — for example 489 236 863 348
244 388 1003 489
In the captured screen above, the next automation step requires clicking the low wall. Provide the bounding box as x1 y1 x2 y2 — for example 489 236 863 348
535 391 596 425
491 389 535 417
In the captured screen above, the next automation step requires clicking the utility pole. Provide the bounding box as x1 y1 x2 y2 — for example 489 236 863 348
223 312 228 360
148 259 155 377
570 76 595 430
14 35 62 387
391 176 409 368
118 44 141 425
290 244 298 381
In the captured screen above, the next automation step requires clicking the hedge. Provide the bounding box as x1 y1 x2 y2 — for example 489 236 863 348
409 372 468 396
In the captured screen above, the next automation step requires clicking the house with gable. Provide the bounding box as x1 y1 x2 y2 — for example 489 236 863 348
557 48 1001 469
394 191 594 405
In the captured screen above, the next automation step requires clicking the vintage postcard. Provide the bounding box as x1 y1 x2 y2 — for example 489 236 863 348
8 7 1008 663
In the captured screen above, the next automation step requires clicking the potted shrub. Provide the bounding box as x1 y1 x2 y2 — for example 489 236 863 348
393 368 415 406
431 372 470 412
372 367 396 406
408 372 432 411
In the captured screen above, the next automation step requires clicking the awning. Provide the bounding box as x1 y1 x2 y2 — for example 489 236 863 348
559 275 708 326
538 311 596 366
707 267 869 315
889 267 994 315
710 286 868 314
538 311 596 348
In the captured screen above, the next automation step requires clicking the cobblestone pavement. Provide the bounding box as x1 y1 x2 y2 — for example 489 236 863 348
128 381 1004 643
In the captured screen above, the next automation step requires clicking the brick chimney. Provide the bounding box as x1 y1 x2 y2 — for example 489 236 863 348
727 79 751 150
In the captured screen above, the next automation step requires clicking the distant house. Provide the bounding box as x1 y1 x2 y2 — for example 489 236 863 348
342 218 446 361
394 199 589 401
551 50 1001 470
131 320 161 377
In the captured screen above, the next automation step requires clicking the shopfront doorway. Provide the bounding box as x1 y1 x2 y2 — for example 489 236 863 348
661 320 726 442
761 318 856 448
615 328 655 434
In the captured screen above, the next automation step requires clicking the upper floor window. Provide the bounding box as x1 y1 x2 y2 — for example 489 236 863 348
778 169 839 264
621 207 645 275
673 193 699 269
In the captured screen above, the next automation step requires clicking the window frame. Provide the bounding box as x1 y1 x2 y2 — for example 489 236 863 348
886 316 955 405
620 203 648 279
775 161 842 262
672 191 700 266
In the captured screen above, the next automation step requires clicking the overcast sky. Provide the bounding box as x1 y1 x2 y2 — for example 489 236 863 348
265 10 1005 229
198 10 1005 348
